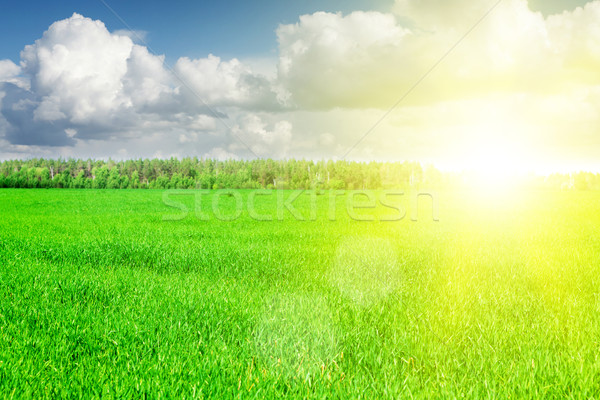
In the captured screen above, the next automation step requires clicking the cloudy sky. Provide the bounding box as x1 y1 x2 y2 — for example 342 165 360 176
0 0 598 172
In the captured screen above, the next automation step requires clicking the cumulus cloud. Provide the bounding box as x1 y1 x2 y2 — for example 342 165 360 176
277 11 411 109
276 0 600 109
174 55 280 110
0 60 29 91
546 2 600 79
1 13 280 148
0 82 75 146
229 114 293 158
0 60 20 81
21 13 134 124
1 3 600 169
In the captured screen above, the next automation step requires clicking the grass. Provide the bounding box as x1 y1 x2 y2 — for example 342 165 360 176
0 188 599 398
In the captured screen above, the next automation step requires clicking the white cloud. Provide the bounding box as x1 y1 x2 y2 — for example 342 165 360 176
229 114 293 158
33 96 67 121
0 59 28 89
319 132 335 147
276 1 600 109
1 3 600 170
21 13 134 123
0 91 7 138
277 11 411 109
204 147 241 161
122 44 174 110
0 60 20 81
546 1 600 78
0 60 21 84
1 13 280 148
174 55 280 110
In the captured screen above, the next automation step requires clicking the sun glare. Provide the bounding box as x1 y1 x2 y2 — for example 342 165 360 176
468 144 516 187
461 130 529 195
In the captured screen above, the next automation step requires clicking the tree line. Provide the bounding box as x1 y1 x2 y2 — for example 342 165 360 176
0 158 598 190
0 158 430 190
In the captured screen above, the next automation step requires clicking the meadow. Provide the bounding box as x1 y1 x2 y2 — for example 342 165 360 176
0 188 599 398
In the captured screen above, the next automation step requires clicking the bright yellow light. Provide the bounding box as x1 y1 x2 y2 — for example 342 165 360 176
461 125 529 195
468 143 516 187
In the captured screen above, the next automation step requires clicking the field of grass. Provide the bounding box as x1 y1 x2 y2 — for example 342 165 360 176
1 188 599 398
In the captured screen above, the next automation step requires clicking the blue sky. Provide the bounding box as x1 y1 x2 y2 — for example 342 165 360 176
0 0 590 63
0 0 395 63
0 0 598 172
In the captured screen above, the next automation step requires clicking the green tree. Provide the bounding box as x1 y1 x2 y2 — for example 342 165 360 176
131 170 140 189
107 168 121 189
74 171 86 189
93 166 109 189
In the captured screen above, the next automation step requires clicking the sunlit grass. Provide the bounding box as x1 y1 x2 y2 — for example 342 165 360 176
0 189 598 398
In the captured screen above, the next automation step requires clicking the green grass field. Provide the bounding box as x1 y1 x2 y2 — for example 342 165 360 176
1 189 599 398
